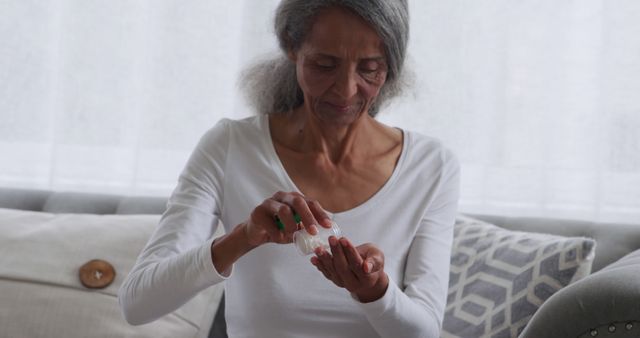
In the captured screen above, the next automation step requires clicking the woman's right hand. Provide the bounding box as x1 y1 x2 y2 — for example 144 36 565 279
243 191 333 247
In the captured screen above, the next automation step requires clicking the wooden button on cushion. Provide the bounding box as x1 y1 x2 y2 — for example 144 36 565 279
79 259 115 289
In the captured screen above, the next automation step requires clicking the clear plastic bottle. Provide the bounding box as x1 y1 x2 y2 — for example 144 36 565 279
293 221 342 256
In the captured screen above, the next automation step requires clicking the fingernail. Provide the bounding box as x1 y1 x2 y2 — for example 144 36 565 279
366 262 373 272
329 236 338 246
309 224 318 235
340 238 348 247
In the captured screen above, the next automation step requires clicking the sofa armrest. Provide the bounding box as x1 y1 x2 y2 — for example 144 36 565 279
519 250 640 338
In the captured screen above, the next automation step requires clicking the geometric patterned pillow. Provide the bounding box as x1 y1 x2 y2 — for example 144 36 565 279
441 215 596 338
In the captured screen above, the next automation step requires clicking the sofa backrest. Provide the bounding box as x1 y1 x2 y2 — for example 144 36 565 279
0 188 167 215
1 187 638 273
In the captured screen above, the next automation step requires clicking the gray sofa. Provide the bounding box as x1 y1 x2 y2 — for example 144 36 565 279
1 187 639 338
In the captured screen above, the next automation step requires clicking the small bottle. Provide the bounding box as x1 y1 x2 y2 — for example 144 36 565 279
293 221 342 256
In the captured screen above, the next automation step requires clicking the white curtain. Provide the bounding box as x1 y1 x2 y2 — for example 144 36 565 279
1 0 639 224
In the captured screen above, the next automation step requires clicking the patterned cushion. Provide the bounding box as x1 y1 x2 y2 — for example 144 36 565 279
442 215 596 338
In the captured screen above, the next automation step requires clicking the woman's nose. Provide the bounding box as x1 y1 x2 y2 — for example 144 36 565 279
332 68 358 99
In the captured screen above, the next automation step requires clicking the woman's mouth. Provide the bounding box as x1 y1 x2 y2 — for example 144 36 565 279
325 102 353 113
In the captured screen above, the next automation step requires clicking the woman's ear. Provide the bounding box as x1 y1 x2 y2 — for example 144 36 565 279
287 49 297 62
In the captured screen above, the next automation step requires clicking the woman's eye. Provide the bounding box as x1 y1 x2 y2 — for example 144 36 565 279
359 66 381 78
359 61 382 75
315 63 335 70
359 67 378 74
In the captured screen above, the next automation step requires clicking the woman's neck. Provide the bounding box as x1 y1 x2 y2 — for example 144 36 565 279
272 106 383 165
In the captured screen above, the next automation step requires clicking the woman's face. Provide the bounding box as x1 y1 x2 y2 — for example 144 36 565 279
290 6 388 126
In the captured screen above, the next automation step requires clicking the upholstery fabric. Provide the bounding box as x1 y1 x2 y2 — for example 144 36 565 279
442 215 596 338
519 249 640 338
0 188 168 215
0 208 224 338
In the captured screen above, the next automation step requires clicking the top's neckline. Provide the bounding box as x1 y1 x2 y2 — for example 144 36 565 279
260 114 409 220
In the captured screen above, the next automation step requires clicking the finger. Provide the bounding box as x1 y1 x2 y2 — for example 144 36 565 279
256 199 288 243
291 195 319 235
329 236 359 287
356 244 385 274
316 247 344 287
306 199 333 229
340 237 365 277
345 243 377 289
311 256 333 281
274 192 333 233
274 203 298 234
273 192 318 235
362 252 384 274
252 201 281 241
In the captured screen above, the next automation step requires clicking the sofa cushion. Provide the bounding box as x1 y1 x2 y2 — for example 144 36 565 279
442 215 596 338
0 208 224 338
519 249 640 338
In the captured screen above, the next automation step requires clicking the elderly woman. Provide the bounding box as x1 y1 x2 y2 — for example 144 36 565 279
119 0 459 337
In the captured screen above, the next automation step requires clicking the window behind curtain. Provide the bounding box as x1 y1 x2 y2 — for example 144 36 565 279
1 0 638 224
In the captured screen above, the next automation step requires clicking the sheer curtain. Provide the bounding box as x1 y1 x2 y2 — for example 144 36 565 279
1 0 639 224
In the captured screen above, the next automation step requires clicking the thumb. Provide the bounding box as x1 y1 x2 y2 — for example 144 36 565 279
356 243 385 274
363 260 373 273
362 256 382 274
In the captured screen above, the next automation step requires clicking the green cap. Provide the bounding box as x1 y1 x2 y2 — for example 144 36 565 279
274 213 302 231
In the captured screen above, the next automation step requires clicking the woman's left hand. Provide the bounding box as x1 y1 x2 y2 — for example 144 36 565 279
310 237 389 303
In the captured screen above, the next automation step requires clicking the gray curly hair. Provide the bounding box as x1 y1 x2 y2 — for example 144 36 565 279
241 0 410 117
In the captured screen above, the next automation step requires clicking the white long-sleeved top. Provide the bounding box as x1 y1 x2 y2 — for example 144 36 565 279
118 114 460 338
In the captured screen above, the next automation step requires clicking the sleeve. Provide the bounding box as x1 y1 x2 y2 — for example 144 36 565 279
356 149 461 338
118 119 232 325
